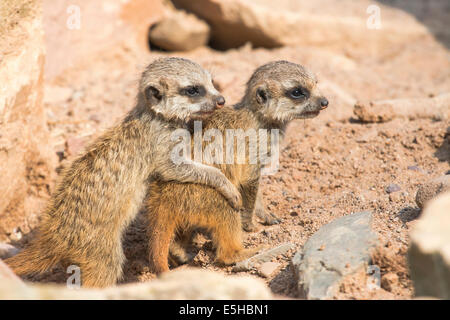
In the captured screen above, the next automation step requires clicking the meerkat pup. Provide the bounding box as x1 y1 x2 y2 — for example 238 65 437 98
146 61 329 273
5 57 243 287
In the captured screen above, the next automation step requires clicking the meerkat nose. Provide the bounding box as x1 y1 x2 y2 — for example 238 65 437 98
320 98 329 109
216 96 226 108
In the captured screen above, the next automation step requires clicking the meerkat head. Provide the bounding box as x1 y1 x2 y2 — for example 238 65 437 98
139 57 225 122
242 60 328 125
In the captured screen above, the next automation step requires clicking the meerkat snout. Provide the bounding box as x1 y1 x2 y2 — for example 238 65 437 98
215 95 226 108
320 97 329 109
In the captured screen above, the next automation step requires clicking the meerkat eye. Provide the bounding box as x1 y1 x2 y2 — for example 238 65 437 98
289 87 309 99
183 86 205 97
187 87 199 96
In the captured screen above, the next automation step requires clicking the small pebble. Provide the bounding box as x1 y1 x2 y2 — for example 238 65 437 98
389 193 402 202
9 228 22 242
386 184 401 194
262 230 271 237
381 273 399 292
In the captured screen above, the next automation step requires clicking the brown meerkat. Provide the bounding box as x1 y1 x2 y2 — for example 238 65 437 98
5 57 243 287
146 61 329 273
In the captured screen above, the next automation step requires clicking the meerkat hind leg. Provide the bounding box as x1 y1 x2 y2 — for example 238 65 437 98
254 190 281 225
76 245 124 288
240 180 260 232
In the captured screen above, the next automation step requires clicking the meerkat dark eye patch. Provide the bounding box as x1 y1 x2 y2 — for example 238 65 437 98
181 85 206 97
287 86 309 100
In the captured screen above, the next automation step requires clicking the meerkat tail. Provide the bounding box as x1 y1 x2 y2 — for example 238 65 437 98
4 244 60 276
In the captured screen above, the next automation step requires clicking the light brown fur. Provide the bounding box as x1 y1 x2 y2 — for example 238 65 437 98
146 61 329 273
5 57 242 287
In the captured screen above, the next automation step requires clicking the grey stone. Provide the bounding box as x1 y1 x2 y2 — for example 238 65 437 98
292 211 378 300
407 165 425 173
386 183 401 194
233 243 295 272
0 243 20 259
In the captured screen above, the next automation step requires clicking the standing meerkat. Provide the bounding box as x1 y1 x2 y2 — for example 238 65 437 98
146 61 329 273
5 57 243 287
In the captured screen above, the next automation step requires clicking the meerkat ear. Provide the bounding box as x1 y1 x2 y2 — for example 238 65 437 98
144 77 170 105
144 85 163 104
255 86 269 105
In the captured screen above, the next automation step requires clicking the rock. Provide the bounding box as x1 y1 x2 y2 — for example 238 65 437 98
408 165 427 174
408 192 450 299
149 9 210 51
416 175 450 209
386 184 401 194
43 0 165 78
354 93 450 123
389 192 402 203
0 0 56 241
0 260 25 286
0 268 272 300
292 211 378 300
381 273 399 292
258 262 280 278
0 243 20 259
354 101 395 123
233 243 295 272
172 0 430 53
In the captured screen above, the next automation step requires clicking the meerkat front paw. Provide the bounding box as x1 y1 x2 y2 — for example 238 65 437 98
215 246 265 266
221 183 243 210
254 206 281 225
168 241 191 267
242 220 260 232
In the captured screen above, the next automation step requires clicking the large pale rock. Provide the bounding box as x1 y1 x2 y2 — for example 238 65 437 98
416 175 450 209
0 260 25 286
409 192 450 299
0 268 272 300
42 0 164 78
354 93 450 123
292 212 378 299
149 9 210 51
173 0 431 53
0 0 56 242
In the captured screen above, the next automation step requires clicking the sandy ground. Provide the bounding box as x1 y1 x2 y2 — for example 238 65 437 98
10 29 450 299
